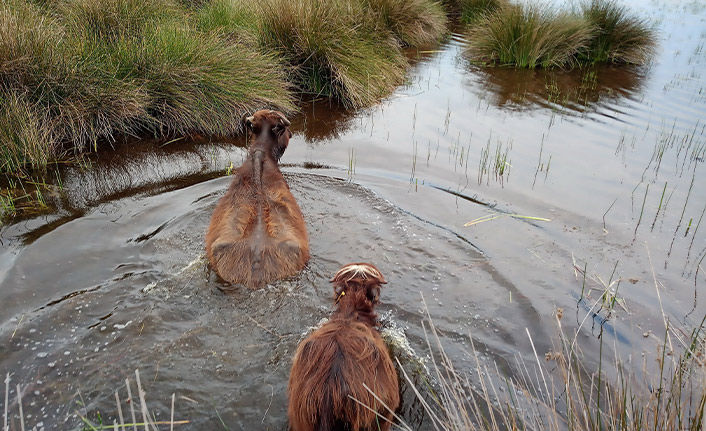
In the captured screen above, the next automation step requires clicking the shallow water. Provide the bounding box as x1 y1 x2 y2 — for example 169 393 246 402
2 0 706 429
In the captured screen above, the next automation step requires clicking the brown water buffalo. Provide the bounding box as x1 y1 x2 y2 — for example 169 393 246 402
205 110 309 289
288 263 399 431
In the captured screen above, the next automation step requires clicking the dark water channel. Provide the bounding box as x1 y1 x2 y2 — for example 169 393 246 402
2 0 706 429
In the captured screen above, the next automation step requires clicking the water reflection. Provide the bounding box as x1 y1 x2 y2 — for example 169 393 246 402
289 46 443 144
290 99 359 143
467 63 647 113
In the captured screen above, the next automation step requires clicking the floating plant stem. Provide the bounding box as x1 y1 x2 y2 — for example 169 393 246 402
478 140 490 185
608 260 620 310
668 166 696 259
16 384 24 431
443 101 450 135
603 197 618 229
412 102 417 134
465 213 551 227
696 250 706 287
532 134 545 189
580 262 588 303
410 140 418 183
685 217 693 237
686 203 706 260
493 140 511 185
545 155 551 178
651 181 668 231
347 147 356 181
4 373 9 431
634 183 649 237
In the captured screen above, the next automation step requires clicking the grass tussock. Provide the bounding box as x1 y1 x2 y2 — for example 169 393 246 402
363 0 447 47
0 0 447 175
0 0 292 174
458 0 505 24
0 89 53 173
134 23 292 136
57 0 179 41
256 0 407 109
0 0 61 88
465 0 656 68
467 4 593 69
196 0 259 36
580 0 656 64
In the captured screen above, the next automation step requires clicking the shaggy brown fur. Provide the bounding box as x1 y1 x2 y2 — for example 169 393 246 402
205 110 309 289
288 263 399 431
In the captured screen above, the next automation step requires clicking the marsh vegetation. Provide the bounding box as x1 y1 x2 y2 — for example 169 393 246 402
0 0 447 177
464 0 656 68
0 0 657 179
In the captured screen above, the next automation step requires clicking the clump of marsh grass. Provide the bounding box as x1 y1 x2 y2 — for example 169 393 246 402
464 0 656 68
0 0 292 174
1 0 447 175
467 3 593 68
1 0 151 149
196 0 260 37
579 0 657 64
56 0 179 41
362 0 447 47
0 90 54 173
458 0 505 24
0 0 61 88
256 0 407 108
129 22 293 136
60 0 293 136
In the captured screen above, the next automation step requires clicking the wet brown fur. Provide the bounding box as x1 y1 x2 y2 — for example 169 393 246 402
205 110 309 289
288 263 399 431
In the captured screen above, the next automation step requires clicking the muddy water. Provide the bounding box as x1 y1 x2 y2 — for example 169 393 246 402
2 0 706 429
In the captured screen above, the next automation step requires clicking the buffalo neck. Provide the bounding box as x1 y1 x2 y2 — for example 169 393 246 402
333 295 378 327
248 134 277 188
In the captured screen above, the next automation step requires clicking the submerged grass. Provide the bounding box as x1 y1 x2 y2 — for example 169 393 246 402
465 0 656 68
0 0 446 176
391 297 706 431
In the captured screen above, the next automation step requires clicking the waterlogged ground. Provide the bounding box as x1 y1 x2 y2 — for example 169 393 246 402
2 0 706 429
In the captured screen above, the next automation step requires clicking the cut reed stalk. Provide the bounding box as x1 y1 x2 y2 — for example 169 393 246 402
16 384 24 431
115 391 125 429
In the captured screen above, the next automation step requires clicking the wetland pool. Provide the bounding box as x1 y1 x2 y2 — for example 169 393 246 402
1 0 706 429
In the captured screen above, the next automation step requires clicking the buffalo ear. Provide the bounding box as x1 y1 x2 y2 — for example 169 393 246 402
275 111 290 127
272 127 291 161
243 115 255 132
367 286 380 304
